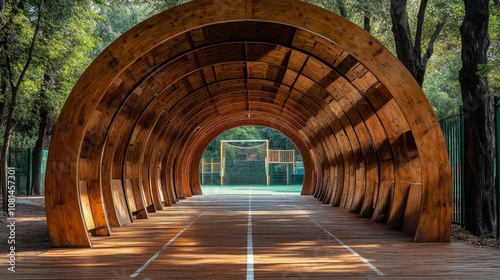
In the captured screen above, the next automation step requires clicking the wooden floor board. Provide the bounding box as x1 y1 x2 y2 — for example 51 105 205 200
4 194 500 279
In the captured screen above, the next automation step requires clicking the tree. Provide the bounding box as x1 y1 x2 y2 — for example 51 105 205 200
91 0 189 58
0 0 96 207
29 1 97 195
307 0 371 31
459 0 495 236
1 0 43 212
91 1 155 58
421 4 463 119
390 0 446 86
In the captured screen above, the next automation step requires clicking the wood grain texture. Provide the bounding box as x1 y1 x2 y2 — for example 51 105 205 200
45 0 451 247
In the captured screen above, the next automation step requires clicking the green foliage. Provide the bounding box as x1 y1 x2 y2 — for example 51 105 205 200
421 0 463 119
91 1 156 58
489 5 500 96
0 1 101 148
303 0 466 120
90 0 190 58
423 53 462 119
5 1 100 147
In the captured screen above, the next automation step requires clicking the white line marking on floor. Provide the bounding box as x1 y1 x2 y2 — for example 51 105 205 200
246 186 254 280
294 206 385 276
130 204 212 278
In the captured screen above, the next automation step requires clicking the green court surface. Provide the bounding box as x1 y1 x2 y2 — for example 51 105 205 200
201 185 303 195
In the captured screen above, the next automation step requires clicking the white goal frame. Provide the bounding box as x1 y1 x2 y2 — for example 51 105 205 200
220 140 270 185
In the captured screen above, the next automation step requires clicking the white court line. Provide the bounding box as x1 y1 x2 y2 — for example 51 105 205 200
246 186 254 280
130 204 212 278
294 206 385 276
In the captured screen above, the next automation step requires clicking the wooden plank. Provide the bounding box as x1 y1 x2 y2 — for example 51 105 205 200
124 179 137 215
86 179 110 236
402 183 422 234
130 178 149 219
371 180 394 223
79 180 95 231
111 179 132 226
386 181 411 230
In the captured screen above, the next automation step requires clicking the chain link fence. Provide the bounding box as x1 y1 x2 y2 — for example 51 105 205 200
4 148 48 195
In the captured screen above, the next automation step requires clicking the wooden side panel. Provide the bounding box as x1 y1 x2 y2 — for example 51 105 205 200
141 176 156 213
157 176 165 206
372 181 393 223
87 179 110 236
101 164 120 227
359 142 379 217
111 179 132 226
149 169 164 210
331 153 345 207
386 181 411 230
46 151 91 247
360 179 377 218
415 161 452 242
79 180 95 231
124 179 137 214
402 183 422 234
131 178 149 219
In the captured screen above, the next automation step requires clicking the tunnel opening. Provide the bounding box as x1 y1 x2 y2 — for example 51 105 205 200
199 126 305 195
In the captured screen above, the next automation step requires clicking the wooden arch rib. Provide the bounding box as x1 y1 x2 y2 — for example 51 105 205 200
45 0 451 247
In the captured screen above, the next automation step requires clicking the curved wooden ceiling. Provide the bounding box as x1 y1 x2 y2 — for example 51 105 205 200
45 0 451 247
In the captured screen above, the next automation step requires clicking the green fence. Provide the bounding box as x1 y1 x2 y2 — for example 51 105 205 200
6 148 48 195
439 100 500 238
439 114 465 226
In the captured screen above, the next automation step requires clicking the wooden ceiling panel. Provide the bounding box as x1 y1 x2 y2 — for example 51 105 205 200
292 29 345 65
246 62 269 79
196 43 245 66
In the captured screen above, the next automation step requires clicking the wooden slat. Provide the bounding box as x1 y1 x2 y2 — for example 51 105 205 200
78 180 95 231
86 179 110 236
111 179 132 226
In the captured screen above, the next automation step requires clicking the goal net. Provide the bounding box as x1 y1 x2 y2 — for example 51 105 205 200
221 140 269 185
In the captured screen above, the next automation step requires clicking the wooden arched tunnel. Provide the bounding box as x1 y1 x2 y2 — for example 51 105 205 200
45 0 451 247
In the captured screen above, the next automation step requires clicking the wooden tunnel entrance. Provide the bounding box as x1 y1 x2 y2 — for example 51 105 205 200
45 0 451 248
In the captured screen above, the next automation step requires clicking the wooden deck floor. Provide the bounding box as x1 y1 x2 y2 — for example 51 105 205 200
5 193 500 279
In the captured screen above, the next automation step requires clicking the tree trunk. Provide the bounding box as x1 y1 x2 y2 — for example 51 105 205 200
0 73 6 126
1 90 18 212
31 73 53 196
336 0 347 18
390 0 444 87
417 20 445 85
31 108 50 196
363 10 371 33
0 0 5 24
460 0 495 236
390 0 417 76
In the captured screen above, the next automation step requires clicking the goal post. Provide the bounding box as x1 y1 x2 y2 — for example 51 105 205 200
220 140 270 185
